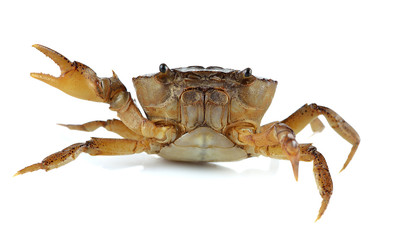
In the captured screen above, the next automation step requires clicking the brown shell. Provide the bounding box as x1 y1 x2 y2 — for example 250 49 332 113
133 66 277 133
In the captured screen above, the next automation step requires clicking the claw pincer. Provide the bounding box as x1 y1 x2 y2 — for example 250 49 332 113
31 44 106 102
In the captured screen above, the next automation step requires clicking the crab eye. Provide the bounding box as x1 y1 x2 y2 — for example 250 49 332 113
159 63 169 73
243 68 252 77
236 68 255 85
157 63 175 83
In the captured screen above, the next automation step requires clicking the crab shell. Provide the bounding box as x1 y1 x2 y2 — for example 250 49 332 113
133 66 277 162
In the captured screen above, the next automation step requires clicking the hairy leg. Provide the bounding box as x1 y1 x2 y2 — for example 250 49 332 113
59 119 143 140
230 122 333 220
282 103 360 171
14 138 151 176
254 142 333 221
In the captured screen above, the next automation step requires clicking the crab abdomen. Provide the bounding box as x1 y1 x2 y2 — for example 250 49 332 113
158 127 247 162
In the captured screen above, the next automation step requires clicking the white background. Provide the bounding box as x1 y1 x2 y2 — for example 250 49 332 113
1 1 406 239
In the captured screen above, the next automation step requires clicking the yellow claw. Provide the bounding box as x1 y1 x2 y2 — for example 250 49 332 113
31 44 105 102
32 44 73 74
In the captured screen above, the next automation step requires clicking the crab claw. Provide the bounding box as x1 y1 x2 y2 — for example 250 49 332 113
31 44 106 102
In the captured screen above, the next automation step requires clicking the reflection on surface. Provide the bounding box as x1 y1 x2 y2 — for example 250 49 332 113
86 153 280 177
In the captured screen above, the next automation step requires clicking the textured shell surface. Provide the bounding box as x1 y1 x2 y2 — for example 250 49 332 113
133 65 277 131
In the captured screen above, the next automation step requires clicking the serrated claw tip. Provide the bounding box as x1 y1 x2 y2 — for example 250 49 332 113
32 44 73 74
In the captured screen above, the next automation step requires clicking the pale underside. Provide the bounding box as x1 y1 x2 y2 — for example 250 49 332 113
158 127 248 162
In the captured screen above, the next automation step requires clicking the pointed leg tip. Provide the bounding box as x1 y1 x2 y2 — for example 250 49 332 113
339 162 349 173
13 169 27 177
291 167 299 181
283 137 300 182
14 163 43 176
314 197 330 222
339 143 359 173
314 211 324 222
57 123 81 131
290 156 300 181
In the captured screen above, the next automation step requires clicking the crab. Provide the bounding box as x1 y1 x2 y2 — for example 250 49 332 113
15 44 360 221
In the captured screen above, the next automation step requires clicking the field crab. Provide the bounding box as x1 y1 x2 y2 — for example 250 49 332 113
15 44 360 221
